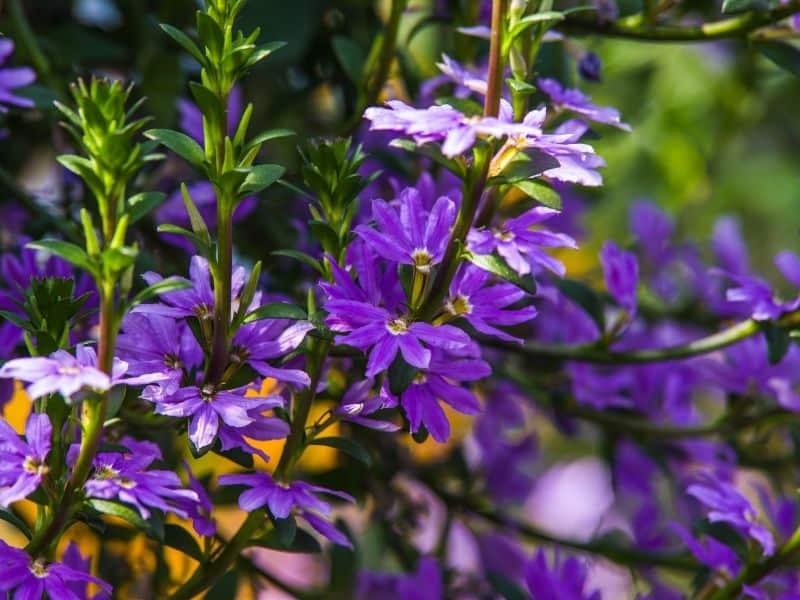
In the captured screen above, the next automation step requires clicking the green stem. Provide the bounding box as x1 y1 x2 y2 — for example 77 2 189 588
707 524 800 599
342 0 408 135
207 201 233 382
171 510 264 600
6 0 60 93
493 310 800 364
558 1 800 42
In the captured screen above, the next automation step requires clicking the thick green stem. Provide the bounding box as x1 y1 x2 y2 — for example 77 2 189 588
558 1 800 42
707 524 800 599
493 310 800 364
171 510 264 600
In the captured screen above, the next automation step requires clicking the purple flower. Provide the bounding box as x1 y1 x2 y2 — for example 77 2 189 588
219 472 355 547
0 39 35 112
524 549 601 600
355 188 455 274
82 438 199 519
323 258 472 377
601 240 639 315
0 413 51 506
138 255 246 320
446 264 538 343
687 473 775 556
174 462 216 536
336 379 400 431
0 539 111 600
671 523 739 573
578 51 602 82
468 206 577 277
0 345 166 401
538 77 630 130
231 317 314 387
61 541 108 600
357 557 443 600
154 384 284 451
399 351 489 442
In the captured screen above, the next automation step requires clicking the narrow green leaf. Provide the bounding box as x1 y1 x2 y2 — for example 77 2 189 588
164 523 204 561
157 224 212 258
252 528 321 553
466 251 537 295
722 0 768 13
0 310 32 331
762 321 791 365
205 570 238 600
145 129 205 166
180 183 211 243
160 23 207 66
756 41 800 77
0 507 31 538
246 128 295 151
388 355 417 396
512 179 562 210
27 240 94 273
244 302 308 323
332 35 366 85
238 164 285 195
87 499 164 540
272 249 324 274
128 192 166 224
554 278 606 332
243 41 286 69
309 436 372 466
129 277 192 308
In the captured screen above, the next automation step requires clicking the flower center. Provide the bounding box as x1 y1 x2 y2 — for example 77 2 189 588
412 248 434 274
119 478 137 489
386 318 409 335
58 365 82 375
445 294 473 316
201 384 216 402
165 353 182 370
22 455 49 476
194 303 213 321
413 372 427 385
95 464 120 480
29 559 49 578
493 229 515 242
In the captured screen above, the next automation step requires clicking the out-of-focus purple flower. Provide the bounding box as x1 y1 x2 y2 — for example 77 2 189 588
538 78 630 130
336 379 399 431
569 362 634 410
219 472 354 547
323 258 472 377
231 318 314 387
154 384 283 451
61 541 108 600
0 39 35 112
601 241 639 315
138 255 246 320
0 539 111 600
356 189 455 274
578 51 603 82
671 523 740 573
116 312 202 401
0 413 50 506
0 345 167 401
713 217 750 277
357 557 443 600
174 462 215 536
687 473 775 556
82 437 199 519
468 206 577 277
420 54 488 102
446 264 538 343
399 351 489 442
524 549 601 600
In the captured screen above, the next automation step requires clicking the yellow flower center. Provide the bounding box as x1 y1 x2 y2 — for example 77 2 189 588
387 318 409 335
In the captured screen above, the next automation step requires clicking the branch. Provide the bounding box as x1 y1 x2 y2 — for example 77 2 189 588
494 310 800 364
557 2 800 42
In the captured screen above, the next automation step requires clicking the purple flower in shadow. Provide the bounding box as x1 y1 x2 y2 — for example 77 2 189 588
0 412 51 507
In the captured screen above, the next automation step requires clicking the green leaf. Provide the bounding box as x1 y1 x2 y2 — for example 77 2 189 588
309 436 372 466
756 41 800 77
390 138 466 178
128 192 167 224
145 129 205 166
512 179 562 210
507 11 565 48
0 310 32 331
205 570 238 600
129 277 192 308
554 278 606 332
87 499 165 540
489 152 561 185
388 355 417 396
252 527 322 553
164 523 204 561
0 507 31 538
160 23 207 66
762 321 791 365
243 41 287 69
196 11 224 59
332 35 366 85
189 82 224 132
212 445 254 469
722 0 769 12
506 78 537 95
157 224 212 258
27 240 94 274
272 249 324 274
246 128 295 151
238 164 285 195
466 251 537 295
243 302 308 323
180 183 211 243
487 571 529 600
274 515 297 547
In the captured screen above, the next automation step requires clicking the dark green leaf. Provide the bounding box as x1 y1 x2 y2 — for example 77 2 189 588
160 23 207 66
128 192 167 224
762 321 791 365
554 278 606 332
0 507 31 538
164 523 204 561
246 128 295 151
0 310 32 331
332 35 366 85
157 224 212 258
466 251 537 295
87 499 164 540
252 527 321 553
212 445 254 469
309 436 372 466
205 570 238 600
487 571 529 600
756 41 800 77
243 302 308 323
274 515 297 547
238 164 285 195
512 179 562 209
722 0 768 12
272 249 324 274
388 355 418 396
145 129 205 166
